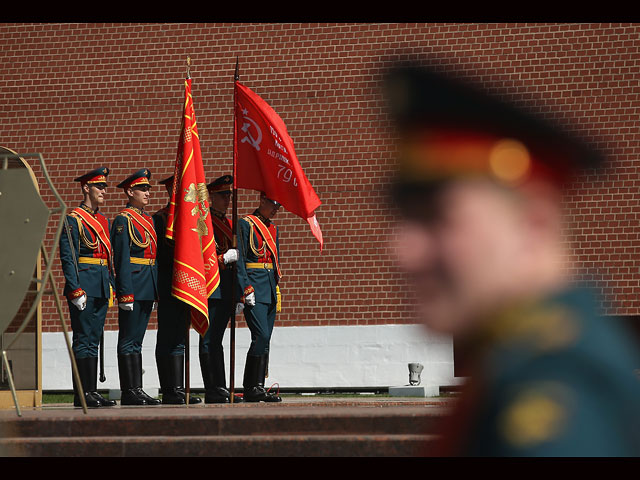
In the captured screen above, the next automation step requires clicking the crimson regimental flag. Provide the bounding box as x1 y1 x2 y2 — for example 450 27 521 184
165 77 220 336
234 81 323 251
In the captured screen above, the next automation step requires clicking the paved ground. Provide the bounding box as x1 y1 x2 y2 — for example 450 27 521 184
0 395 458 457
0 395 454 419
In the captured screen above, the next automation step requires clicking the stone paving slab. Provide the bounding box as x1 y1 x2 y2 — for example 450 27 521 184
0 395 454 419
0 396 453 457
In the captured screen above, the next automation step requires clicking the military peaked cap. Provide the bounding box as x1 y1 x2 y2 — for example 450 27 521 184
207 175 233 193
117 168 152 189
74 166 109 186
385 65 604 191
260 191 280 207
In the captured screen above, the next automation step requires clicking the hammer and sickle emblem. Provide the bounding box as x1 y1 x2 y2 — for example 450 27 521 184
240 109 262 151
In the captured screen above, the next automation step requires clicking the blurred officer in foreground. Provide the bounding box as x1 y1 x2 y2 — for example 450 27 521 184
199 175 241 403
59 167 116 408
386 65 640 456
153 175 202 405
236 192 282 402
112 169 161 406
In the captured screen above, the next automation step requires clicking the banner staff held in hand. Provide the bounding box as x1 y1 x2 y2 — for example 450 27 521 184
231 57 323 402
230 57 240 402
165 55 221 405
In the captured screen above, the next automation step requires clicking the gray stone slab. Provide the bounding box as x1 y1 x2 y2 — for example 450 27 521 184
388 385 440 398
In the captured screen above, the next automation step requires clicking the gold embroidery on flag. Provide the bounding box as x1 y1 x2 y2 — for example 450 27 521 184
174 269 208 298
183 182 211 237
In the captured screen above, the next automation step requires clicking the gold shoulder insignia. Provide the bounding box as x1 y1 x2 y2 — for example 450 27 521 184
498 382 572 448
490 305 580 351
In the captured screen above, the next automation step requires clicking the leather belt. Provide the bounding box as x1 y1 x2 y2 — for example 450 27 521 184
130 257 156 265
78 257 108 266
246 262 273 269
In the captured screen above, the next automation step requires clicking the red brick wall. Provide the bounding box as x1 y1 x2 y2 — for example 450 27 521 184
1 22 638 334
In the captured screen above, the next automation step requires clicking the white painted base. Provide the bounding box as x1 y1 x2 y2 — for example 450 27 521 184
41 324 456 392
388 385 440 397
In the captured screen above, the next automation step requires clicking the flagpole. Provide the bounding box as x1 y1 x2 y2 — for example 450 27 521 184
184 55 191 406
230 56 239 404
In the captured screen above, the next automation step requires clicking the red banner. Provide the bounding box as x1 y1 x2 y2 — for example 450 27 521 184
234 81 323 251
165 77 220 336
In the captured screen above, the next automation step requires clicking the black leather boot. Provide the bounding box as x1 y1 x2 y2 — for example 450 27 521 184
73 356 102 408
242 354 261 402
165 354 202 405
94 391 116 407
258 354 281 402
133 353 161 405
200 352 228 404
243 354 281 403
157 354 183 405
118 354 147 405
86 356 116 406
213 348 243 403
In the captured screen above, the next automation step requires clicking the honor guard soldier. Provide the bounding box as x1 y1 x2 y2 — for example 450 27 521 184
387 65 640 456
199 175 241 403
236 192 282 402
153 175 202 405
59 167 116 408
112 168 161 406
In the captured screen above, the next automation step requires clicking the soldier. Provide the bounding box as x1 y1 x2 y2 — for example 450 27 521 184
386 65 640 456
59 167 116 408
153 175 202 405
199 175 241 404
236 192 282 403
111 168 161 406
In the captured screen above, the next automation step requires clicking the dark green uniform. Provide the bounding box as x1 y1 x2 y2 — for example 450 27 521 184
112 205 158 353
237 210 282 402
112 168 160 406
60 204 113 359
58 166 116 408
430 288 640 456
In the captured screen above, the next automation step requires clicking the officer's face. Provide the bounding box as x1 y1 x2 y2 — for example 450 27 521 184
392 179 536 335
210 191 231 214
128 185 151 208
86 183 106 206
259 196 280 219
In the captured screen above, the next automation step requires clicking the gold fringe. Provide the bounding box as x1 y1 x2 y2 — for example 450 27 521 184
276 286 281 313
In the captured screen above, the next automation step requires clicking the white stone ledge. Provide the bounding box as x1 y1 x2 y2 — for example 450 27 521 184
41 324 456 392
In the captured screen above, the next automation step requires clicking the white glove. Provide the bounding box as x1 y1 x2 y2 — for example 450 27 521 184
223 249 239 264
119 302 134 311
71 294 87 311
235 303 245 314
245 292 256 307
152 301 158 312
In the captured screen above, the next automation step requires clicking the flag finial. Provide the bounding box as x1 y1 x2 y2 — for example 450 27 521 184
234 56 239 81
186 55 191 79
